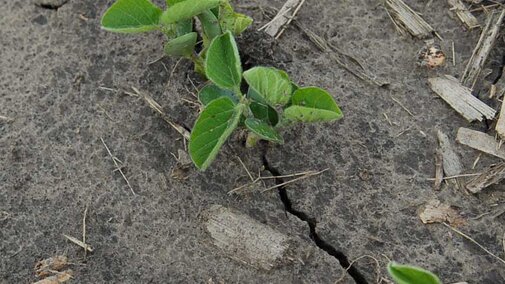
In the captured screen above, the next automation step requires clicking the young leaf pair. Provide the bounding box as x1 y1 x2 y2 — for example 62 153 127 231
189 31 343 170
101 0 253 72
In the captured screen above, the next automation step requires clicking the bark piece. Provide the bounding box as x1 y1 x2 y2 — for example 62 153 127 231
203 205 293 270
448 0 480 29
419 200 465 226
429 75 496 122
456 127 505 159
495 100 505 139
466 162 505 193
385 0 435 38
461 9 505 88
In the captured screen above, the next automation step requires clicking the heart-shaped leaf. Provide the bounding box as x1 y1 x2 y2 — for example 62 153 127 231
205 31 242 90
101 0 162 33
164 32 197 57
283 87 342 123
387 263 441 284
219 2 253 35
243 67 293 107
160 0 221 25
245 118 283 143
199 84 237 106
189 97 243 170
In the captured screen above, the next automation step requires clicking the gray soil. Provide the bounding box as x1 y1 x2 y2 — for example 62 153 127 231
1 0 504 283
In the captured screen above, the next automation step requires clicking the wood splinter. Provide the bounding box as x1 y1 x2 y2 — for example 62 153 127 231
456 127 505 160
461 9 505 88
385 0 436 38
429 75 496 122
448 0 480 29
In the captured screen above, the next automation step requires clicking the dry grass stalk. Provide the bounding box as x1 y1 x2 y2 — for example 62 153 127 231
294 22 388 87
466 162 505 193
457 127 505 159
448 0 480 29
429 75 495 122
63 234 93 253
461 9 505 88
443 222 505 265
100 137 136 195
434 149 444 190
385 0 435 38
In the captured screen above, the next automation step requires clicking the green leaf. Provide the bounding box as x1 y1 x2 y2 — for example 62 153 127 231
250 102 279 126
164 32 197 57
199 84 237 106
189 97 243 170
283 87 343 123
219 2 253 35
387 263 441 284
205 31 242 90
160 0 221 24
101 0 162 33
245 118 283 143
243 67 293 107
198 9 222 45
176 19 193 36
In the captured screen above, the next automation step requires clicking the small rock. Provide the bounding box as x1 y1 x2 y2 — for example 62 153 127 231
34 0 68 9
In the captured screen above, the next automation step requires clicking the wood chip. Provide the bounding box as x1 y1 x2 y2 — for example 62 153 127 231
202 205 293 270
448 0 480 29
437 130 463 176
419 200 465 226
32 270 72 284
496 100 505 139
461 9 505 88
456 127 505 159
35 256 68 278
261 0 305 39
63 234 93 252
385 0 435 38
429 75 496 122
466 162 505 193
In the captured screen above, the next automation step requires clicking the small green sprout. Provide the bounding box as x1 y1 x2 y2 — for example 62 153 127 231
189 31 342 170
101 0 343 170
101 0 253 75
387 262 442 284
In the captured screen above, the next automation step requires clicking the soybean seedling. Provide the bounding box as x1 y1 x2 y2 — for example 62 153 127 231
190 31 342 170
101 1 343 170
101 0 252 75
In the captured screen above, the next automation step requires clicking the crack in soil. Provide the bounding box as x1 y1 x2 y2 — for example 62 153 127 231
261 154 368 284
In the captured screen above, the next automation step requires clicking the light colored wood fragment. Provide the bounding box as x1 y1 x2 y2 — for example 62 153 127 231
466 162 505 193
448 0 480 29
419 200 465 226
496 98 505 139
203 205 292 270
429 75 496 122
385 0 435 38
461 9 505 88
437 130 463 176
261 0 304 38
35 256 68 278
32 270 72 284
456 127 505 159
